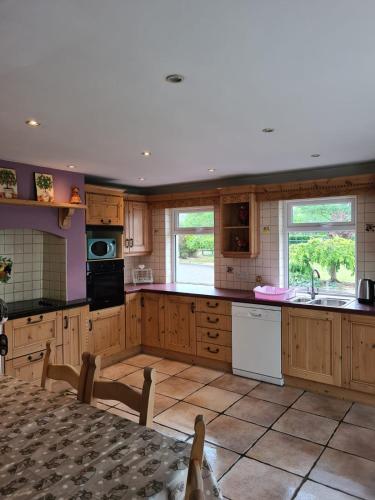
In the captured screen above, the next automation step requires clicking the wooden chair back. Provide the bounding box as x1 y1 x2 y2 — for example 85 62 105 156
41 341 92 402
185 415 206 500
86 355 156 427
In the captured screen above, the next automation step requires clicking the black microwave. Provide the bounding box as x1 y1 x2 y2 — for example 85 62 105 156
87 238 116 260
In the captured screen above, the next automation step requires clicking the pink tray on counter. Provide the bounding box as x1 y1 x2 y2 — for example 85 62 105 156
253 286 296 301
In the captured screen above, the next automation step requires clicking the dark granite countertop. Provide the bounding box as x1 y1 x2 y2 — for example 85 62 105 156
124 283 375 315
6 297 89 320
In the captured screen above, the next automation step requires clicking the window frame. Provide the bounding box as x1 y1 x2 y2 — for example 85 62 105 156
283 196 357 296
171 207 215 285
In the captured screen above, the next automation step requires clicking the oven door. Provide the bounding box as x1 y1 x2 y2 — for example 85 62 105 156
87 270 124 310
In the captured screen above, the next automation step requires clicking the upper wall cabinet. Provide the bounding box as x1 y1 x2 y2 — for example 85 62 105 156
124 197 152 255
220 189 259 258
85 184 124 226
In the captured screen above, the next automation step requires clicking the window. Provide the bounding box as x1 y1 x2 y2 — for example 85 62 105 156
284 197 356 295
172 208 214 285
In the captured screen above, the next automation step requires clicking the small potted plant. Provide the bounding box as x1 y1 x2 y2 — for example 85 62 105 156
0 168 17 199
35 173 54 202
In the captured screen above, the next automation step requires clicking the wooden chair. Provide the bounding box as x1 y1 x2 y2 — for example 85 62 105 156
185 415 206 500
41 341 92 402
84 355 156 427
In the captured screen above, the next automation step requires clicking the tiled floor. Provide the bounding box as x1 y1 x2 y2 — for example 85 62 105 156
98 355 375 500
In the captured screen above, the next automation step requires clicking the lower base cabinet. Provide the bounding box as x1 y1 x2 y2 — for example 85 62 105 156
89 305 126 363
62 305 89 369
342 314 375 395
164 295 196 355
6 344 63 383
125 293 142 349
282 307 342 386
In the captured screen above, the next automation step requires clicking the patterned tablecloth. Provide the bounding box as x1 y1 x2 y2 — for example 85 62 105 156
0 377 221 499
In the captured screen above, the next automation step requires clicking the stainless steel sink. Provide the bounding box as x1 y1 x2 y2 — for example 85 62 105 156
290 297 312 303
309 298 352 307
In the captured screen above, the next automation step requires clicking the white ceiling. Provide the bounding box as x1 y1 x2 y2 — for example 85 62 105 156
1 0 375 187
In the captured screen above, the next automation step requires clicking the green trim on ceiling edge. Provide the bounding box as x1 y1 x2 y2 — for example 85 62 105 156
85 160 375 195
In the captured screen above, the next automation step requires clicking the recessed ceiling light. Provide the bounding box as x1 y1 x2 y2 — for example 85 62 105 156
262 128 274 133
138 177 145 181
208 168 216 173
165 74 184 84
141 151 151 157
311 153 321 158
25 119 40 127
67 164 76 169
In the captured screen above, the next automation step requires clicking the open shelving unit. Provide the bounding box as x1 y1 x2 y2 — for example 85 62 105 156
0 197 87 229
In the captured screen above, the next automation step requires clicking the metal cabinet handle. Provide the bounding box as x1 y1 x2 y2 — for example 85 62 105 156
101 218 112 224
125 238 129 248
207 301 219 308
129 238 134 248
141 296 145 308
27 315 43 324
27 352 44 362
207 332 219 339
88 319 93 331
206 346 219 354
207 316 219 324
191 302 196 313
63 316 69 329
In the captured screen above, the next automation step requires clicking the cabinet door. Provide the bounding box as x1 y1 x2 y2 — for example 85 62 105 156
5 311 63 360
164 295 196 355
126 201 151 254
5 344 61 383
62 306 89 369
141 294 164 348
89 305 125 361
125 293 142 349
86 193 124 226
282 307 342 386
342 314 375 395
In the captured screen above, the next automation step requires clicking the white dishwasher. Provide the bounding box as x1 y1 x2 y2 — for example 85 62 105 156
232 303 283 386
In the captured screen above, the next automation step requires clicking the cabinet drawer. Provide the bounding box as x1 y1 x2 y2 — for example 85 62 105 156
196 312 231 331
6 311 63 360
196 298 231 315
6 348 49 383
197 327 232 346
197 341 232 362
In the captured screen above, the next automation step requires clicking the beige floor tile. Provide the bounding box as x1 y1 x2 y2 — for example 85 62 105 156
153 422 190 441
119 369 170 389
156 376 203 399
344 402 375 431
151 358 191 375
219 457 302 500
295 480 357 499
94 401 112 411
225 395 286 427
154 401 217 434
115 393 178 417
206 415 266 453
329 422 375 461
247 430 323 476
249 383 303 406
310 448 375 500
123 353 163 367
93 398 119 407
101 362 138 380
187 439 239 480
273 409 338 445
107 406 139 423
177 365 224 384
209 373 260 394
292 392 351 420
185 386 242 412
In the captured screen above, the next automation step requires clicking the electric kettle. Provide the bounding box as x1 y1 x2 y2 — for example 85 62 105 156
357 279 374 304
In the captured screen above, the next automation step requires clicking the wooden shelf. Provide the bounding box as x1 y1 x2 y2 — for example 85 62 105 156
0 197 87 230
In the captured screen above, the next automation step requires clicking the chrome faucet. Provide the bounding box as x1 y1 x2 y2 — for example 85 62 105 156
310 269 321 299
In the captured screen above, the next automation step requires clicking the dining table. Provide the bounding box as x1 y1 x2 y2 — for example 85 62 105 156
0 376 221 499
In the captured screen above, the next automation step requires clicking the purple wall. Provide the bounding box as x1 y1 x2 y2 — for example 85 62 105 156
0 159 86 300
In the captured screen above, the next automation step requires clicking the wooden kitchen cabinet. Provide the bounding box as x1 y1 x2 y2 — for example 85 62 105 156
220 189 259 258
125 293 142 349
62 305 89 369
164 295 196 355
124 200 152 255
88 305 125 363
85 184 124 226
6 344 63 383
282 307 342 386
5 310 63 360
342 314 375 395
141 293 165 348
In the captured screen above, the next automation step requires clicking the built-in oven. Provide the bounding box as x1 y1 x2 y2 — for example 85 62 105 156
86 259 124 311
